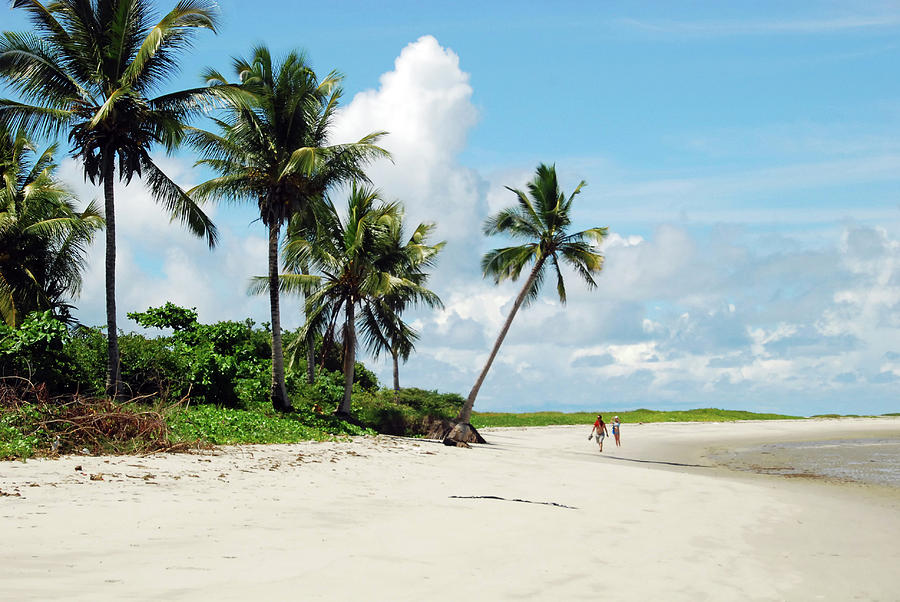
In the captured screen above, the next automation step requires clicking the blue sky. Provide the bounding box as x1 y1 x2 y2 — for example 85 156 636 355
3 1 899 415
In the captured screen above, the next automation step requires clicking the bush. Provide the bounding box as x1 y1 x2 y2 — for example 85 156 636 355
353 362 379 392
128 303 271 407
118 332 186 399
0 311 76 392
350 387 464 436
393 388 464 419
65 325 105 392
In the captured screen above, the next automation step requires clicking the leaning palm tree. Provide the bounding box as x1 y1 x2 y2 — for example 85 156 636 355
189 46 388 412
0 0 221 396
275 185 440 416
0 127 103 326
450 163 608 443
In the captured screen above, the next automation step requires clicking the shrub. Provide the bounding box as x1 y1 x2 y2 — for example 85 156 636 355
65 325 105 392
350 387 464 436
353 362 379 392
393 388 464 419
118 332 186 399
128 303 271 407
0 311 75 392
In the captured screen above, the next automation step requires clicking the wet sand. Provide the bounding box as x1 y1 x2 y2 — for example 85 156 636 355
1 417 898 600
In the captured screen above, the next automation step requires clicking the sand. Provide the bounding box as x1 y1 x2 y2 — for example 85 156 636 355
1 417 898 601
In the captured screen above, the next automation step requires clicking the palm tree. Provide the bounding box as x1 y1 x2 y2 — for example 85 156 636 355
282 210 319 385
362 219 444 393
0 127 103 326
451 163 608 442
276 185 441 416
189 47 388 412
0 0 221 396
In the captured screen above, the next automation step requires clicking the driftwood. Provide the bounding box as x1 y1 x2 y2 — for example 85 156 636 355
0 378 206 457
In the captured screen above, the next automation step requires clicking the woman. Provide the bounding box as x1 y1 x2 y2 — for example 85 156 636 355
588 414 609 452
612 416 621 447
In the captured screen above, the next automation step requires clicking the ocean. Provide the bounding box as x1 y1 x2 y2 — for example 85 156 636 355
710 437 900 488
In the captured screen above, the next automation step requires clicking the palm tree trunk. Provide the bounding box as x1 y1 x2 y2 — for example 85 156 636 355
302 265 315 385
457 259 545 424
392 349 400 394
338 300 356 415
102 153 120 399
268 221 291 412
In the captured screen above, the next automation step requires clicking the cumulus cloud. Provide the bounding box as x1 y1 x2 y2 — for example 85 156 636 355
332 35 486 274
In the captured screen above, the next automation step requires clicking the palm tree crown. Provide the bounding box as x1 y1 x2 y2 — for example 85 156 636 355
455 163 607 428
361 217 444 392
276 184 442 415
0 127 103 326
0 0 220 241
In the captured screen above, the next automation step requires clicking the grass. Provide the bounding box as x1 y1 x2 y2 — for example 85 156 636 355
166 401 373 446
470 407 804 428
0 380 375 460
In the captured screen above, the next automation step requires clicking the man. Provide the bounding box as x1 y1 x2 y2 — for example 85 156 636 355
588 414 609 452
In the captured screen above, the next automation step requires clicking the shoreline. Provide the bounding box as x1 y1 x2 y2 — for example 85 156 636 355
2 417 898 600
545 416 900 494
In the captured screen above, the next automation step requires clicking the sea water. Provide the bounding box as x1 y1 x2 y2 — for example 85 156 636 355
711 438 900 488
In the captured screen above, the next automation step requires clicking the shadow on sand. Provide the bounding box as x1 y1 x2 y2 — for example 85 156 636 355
599 455 713 469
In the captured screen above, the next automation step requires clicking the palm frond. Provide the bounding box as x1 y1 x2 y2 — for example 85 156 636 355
247 272 322 297
0 30 91 104
481 244 538 283
122 0 219 90
0 100 72 139
142 156 218 247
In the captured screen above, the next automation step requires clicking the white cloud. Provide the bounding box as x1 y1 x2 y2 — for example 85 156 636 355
332 35 485 265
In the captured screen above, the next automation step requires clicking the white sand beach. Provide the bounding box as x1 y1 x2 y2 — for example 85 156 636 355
2 417 898 601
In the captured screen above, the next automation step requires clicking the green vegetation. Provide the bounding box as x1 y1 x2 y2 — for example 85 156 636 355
0 306 464 459
166 403 370 446
471 408 804 428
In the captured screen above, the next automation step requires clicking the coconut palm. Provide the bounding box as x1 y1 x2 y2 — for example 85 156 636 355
361 219 444 393
281 210 318 385
0 127 103 326
274 185 441 415
189 46 388 412
451 163 608 440
0 0 221 396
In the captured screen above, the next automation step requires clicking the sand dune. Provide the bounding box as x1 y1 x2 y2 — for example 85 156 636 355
2 418 898 601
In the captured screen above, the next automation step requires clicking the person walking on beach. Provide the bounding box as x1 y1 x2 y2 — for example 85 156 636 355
589 414 609 452
612 416 621 447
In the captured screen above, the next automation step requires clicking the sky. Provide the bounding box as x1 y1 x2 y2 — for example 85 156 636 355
3 1 899 415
